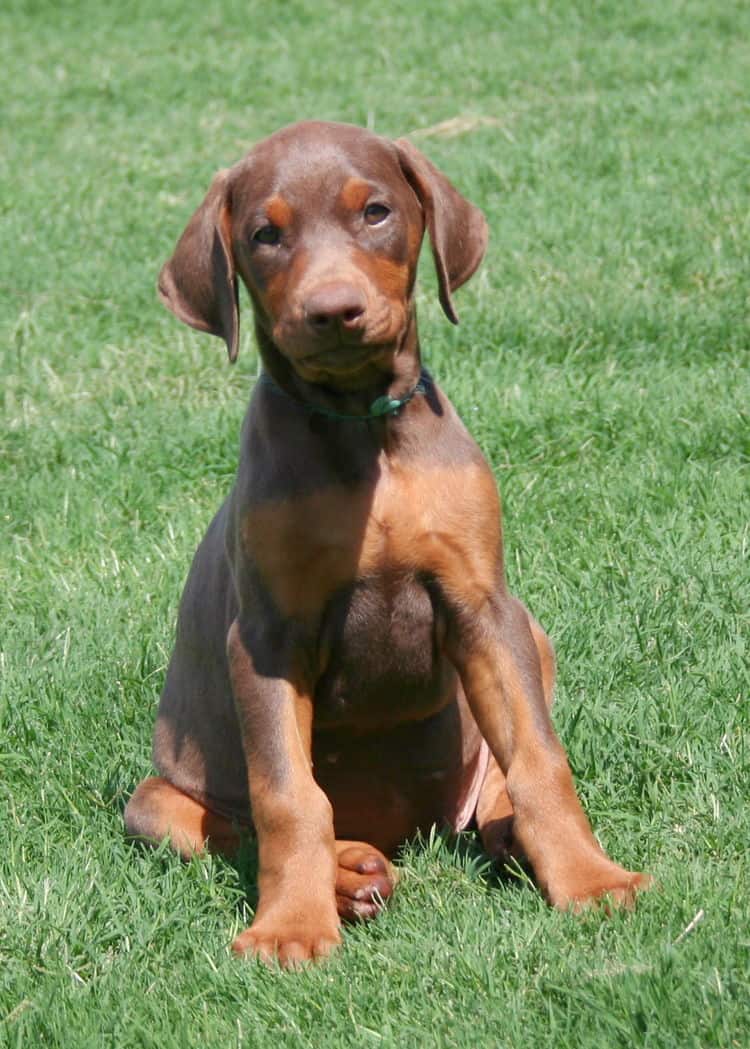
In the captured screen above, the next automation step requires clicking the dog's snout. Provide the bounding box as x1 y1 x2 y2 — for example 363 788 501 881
304 283 367 333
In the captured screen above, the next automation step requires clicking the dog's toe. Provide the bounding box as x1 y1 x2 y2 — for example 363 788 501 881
335 842 397 921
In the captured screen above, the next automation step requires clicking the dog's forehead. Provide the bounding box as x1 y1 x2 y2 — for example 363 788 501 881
231 122 403 210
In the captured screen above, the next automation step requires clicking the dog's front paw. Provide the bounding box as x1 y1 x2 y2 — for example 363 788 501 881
232 910 342 968
546 858 652 913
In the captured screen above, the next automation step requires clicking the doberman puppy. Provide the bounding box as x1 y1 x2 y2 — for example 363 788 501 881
125 121 649 966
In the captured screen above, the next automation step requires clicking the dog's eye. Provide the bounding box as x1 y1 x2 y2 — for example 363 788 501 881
253 224 281 245
364 203 390 226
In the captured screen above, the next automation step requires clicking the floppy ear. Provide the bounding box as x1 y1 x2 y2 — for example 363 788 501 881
394 138 488 323
157 169 240 362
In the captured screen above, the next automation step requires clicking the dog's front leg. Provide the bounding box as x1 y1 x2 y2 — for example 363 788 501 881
226 619 341 966
448 592 649 910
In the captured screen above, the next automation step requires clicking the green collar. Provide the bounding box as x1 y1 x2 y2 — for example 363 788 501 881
259 371 428 421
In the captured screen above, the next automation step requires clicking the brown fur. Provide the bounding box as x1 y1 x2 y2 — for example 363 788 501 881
126 121 649 967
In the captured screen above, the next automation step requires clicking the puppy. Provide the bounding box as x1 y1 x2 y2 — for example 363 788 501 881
125 122 649 966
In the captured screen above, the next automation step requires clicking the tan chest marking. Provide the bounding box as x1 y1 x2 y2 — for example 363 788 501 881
242 461 501 620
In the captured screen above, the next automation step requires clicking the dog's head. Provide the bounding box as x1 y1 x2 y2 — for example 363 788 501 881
158 121 487 386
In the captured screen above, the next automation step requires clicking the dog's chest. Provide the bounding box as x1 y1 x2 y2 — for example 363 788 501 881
242 458 500 621
314 574 446 727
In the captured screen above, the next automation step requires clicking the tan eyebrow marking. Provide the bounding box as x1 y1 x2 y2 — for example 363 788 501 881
339 177 371 211
265 195 294 227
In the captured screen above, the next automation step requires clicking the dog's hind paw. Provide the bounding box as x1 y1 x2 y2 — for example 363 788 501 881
335 841 398 921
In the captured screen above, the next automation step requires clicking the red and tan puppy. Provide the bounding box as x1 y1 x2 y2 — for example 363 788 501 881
125 121 649 966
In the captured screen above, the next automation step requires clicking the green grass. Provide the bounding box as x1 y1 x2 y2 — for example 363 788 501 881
1 0 748 1045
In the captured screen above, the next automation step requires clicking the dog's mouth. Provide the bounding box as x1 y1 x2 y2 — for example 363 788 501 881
299 340 384 365
276 326 398 371
291 341 393 381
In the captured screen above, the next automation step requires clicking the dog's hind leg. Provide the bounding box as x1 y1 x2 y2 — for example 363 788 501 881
124 776 242 859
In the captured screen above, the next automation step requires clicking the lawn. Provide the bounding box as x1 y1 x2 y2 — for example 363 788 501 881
1 1 748 1046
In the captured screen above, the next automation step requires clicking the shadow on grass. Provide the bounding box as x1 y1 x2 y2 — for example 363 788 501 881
233 833 260 913
399 824 538 901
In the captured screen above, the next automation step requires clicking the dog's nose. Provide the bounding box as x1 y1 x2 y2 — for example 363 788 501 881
304 283 366 334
